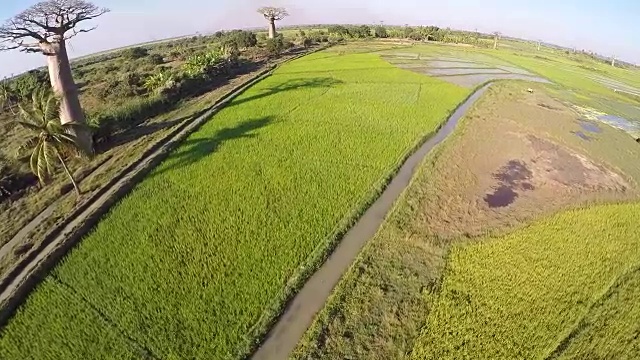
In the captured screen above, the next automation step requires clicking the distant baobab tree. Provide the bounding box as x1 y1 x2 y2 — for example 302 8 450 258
493 32 501 50
611 56 616 67
257 7 289 39
0 0 110 153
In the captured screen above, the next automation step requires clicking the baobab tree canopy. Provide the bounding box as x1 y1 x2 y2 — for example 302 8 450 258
257 7 289 21
0 0 109 153
0 0 109 54
257 7 289 39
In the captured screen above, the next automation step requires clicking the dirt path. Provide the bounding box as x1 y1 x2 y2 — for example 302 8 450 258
250 83 493 360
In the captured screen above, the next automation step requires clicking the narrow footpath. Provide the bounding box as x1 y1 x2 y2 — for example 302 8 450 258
251 83 493 360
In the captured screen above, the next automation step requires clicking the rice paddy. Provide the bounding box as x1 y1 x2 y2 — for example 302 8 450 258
0 49 468 359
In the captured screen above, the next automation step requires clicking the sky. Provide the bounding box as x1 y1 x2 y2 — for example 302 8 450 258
0 0 639 77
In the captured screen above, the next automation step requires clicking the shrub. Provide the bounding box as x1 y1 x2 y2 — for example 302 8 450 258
2 70 49 103
148 54 165 65
266 36 285 56
93 72 144 99
374 26 388 38
230 30 258 49
143 71 176 95
409 32 425 41
122 47 149 59
301 37 313 48
183 48 225 78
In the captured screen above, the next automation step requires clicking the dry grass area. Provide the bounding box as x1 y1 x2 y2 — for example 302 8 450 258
293 81 640 360
416 81 639 240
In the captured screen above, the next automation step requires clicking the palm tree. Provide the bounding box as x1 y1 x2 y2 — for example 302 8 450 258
14 89 88 196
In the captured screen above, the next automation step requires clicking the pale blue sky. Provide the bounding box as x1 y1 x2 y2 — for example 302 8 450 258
1 0 638 77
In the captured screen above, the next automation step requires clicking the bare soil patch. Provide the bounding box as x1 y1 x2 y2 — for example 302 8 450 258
415 82 639 239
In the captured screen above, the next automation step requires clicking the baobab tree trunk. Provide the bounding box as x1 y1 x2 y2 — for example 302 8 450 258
493 35 498 50
42 38 93 153
611 57 616 67
268 18 277 39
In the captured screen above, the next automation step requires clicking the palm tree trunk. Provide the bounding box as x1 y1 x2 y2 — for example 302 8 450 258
56 151 81 196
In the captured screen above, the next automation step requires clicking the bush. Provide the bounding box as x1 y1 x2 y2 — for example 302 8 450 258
148 54 165 65
409 32 425 41
122 47 149 59
301 37 313 48
93 72 144 99
183 48 225 78
266 36 286 56
2 70 49 103
229 30 258 49
374 26 388 38
328 25 350 36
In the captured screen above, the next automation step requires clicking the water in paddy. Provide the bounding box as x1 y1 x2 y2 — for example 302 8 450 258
598 114 640 134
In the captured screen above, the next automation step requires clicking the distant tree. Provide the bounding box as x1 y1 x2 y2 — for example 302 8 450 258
493 31 501 49
14 89 88 196
0 0 110 154
349 25 371 39
257 7 289 39
328 25 350 36
374 26 388 38
408 32 425 41
403 26 414 38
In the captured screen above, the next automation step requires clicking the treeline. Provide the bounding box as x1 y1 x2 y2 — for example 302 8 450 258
325 24 495 47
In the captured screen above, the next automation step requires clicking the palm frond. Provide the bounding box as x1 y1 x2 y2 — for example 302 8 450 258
30 141 45 184
42 142 58 178
14 119 44 133
16 137 40 158
43 93 61 123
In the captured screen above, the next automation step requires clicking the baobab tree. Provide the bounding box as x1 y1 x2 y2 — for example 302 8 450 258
257 7 289 39
493 32 501 50
0 0 110 153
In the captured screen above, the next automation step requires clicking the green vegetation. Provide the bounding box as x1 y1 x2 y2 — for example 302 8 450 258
412 203 640 359
0 50 467 359
294 69 640 359
0 25 317 281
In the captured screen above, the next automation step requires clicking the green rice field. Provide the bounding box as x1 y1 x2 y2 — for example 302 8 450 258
411 203 640 359
0 50 468 359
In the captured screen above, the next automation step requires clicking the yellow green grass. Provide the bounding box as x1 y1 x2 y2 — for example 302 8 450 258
0 50 467 359
412 203 640 359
